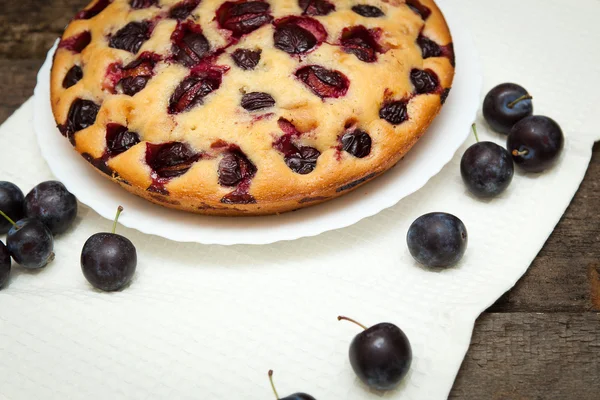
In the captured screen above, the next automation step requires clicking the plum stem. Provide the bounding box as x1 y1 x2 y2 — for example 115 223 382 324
337 316 367 330
507 94 532 109
268 370 280 399
471 123 479 143
0 210 16 228
112 206 124 234
512 149 529 157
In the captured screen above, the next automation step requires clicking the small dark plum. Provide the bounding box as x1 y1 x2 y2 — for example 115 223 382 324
81 206 137 291
460 124 514 198
0 182 25 234
0 211 55 269
407 212 467 268
338 316 412 391
268 370 316 400
0 241 10 289
24 181 78 234
507 115 564 173
483 83 533 134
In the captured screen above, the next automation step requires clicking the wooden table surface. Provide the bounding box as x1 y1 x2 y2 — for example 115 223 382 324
1 1 598 398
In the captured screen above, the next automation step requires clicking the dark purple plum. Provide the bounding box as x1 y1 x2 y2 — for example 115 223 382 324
379 100 409 125
507 115 564 173
169 0 201 19
338 316 412 391
0 182 25 234
483 83 533 134
59 99 101 145
410 68 439 94
106 124 141 156
63 65 83 88
0 241 10 289
24 181 78 235
406 0 431 20
298 0 334 16
341 129 371 158
59 31 92 53
130 0 157 9
241 92 275 111
218 150 256 187
407 212 467 268
169 72 223 113
146 142 202 178
268 370 316 400
231 48 262 70
171 23 210 67
109 21 150 54
1 214 54 269
340 26 381 63
352 5 384 17
216 1 273 37
296 65 349 98
81 206 137 292
286 147 320 175
461 124 514 198
274 22 318 54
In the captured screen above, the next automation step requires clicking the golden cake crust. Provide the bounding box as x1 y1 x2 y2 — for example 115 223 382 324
50 0 454 216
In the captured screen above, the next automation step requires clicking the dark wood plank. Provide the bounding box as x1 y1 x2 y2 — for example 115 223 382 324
0 0 86 59
450 312 600 400
0 59 43 123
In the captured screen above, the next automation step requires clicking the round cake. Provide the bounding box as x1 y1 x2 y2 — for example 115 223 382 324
50 0 455 216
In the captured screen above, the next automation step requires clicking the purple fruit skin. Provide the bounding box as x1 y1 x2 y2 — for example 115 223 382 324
81 233 137 292
507 115 564 173
460 142 514 198
7 218 55 269
24 181 78 235
0 181 25 234
407 212 467 268
0 241 10 289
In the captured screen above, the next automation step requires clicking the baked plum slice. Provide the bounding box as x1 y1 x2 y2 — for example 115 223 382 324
241 92 275 111
379 100 409 125
298 0 335 16
146 142 202 179
218 150 257 187
169 0 201 19
168 69 224 114
231 48 262 70
59 31 92 53
109 21 150 54
216 1 273 37
340 26 381 63
273 121 320 175
63 65 83 88
171 22 210 67
105 124 141 157
410 69 440 94
59 99 101 145
341 129 372 158
130 0 157 9
273 16 327 55
296 65 349 98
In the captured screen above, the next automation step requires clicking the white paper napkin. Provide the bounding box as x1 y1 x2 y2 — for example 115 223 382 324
1 0 599 399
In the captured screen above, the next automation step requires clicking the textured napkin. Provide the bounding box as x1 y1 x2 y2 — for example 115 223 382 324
1 0 599 399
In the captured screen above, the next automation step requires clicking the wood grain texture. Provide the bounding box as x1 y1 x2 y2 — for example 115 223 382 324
0 0 598 398
451 313 600 400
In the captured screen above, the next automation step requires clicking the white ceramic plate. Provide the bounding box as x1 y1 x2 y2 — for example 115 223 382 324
33 4 481 245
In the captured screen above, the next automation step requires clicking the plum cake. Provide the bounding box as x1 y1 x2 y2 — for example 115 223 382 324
50 0 455 215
